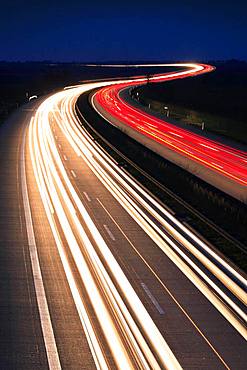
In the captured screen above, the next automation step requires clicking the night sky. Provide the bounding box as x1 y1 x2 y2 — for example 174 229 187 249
1 0 246 62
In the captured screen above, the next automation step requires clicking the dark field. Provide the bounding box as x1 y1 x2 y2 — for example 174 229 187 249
136 60 247 144
0 61 179 124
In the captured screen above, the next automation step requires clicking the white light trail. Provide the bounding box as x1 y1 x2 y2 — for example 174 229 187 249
62 85 247 334
29 75 186 369
27 64 247 369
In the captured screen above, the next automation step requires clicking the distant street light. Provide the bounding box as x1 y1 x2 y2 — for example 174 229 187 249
164 106 169 117
29 95 38 101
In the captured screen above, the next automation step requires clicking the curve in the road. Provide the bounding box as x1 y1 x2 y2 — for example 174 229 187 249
92 63 247 203
25 64 247 369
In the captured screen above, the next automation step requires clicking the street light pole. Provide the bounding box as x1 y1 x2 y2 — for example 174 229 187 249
164 106 169 117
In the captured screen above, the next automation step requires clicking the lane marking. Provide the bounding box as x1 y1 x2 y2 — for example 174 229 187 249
103 224 116 241
63 155 67 161
83 191 91 202
168 131 183 138
71 170 77 178
96 198 230 369
211 162 223 169
200 143 218 152
21 122 61 370
141 282 165 315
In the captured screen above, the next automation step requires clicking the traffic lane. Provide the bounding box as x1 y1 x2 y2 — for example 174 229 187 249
120 86 247 154
39 113 124 369
54 117 246 369
95 88 247 183
102 84 247 166
81 184 246 370
118 87 247 165
25 128 97 370
91 97 247 203
50 120 150 369
0 105 49 369
0 98 97 369
114 175 247 315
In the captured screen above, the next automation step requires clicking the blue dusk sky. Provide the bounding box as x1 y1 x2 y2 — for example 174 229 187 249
0 0 246 62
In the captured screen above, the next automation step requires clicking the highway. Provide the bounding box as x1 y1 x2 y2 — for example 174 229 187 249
1 64 246 369
92 65 247 202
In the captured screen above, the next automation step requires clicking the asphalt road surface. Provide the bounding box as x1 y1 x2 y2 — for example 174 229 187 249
0 65 246 369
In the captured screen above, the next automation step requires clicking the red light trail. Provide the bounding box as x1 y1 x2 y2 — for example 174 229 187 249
94 64 247 188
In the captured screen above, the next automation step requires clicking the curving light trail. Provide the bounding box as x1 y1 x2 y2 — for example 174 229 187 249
29 86 183 370
93 64 247 190
27 64 247 369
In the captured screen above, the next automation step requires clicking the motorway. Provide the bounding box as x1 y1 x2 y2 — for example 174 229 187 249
0 64 247 369
92 66 247 202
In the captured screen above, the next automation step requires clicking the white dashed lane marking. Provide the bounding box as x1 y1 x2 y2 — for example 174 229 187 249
103 224 115 241
83 192 91 202
141 282 165 315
